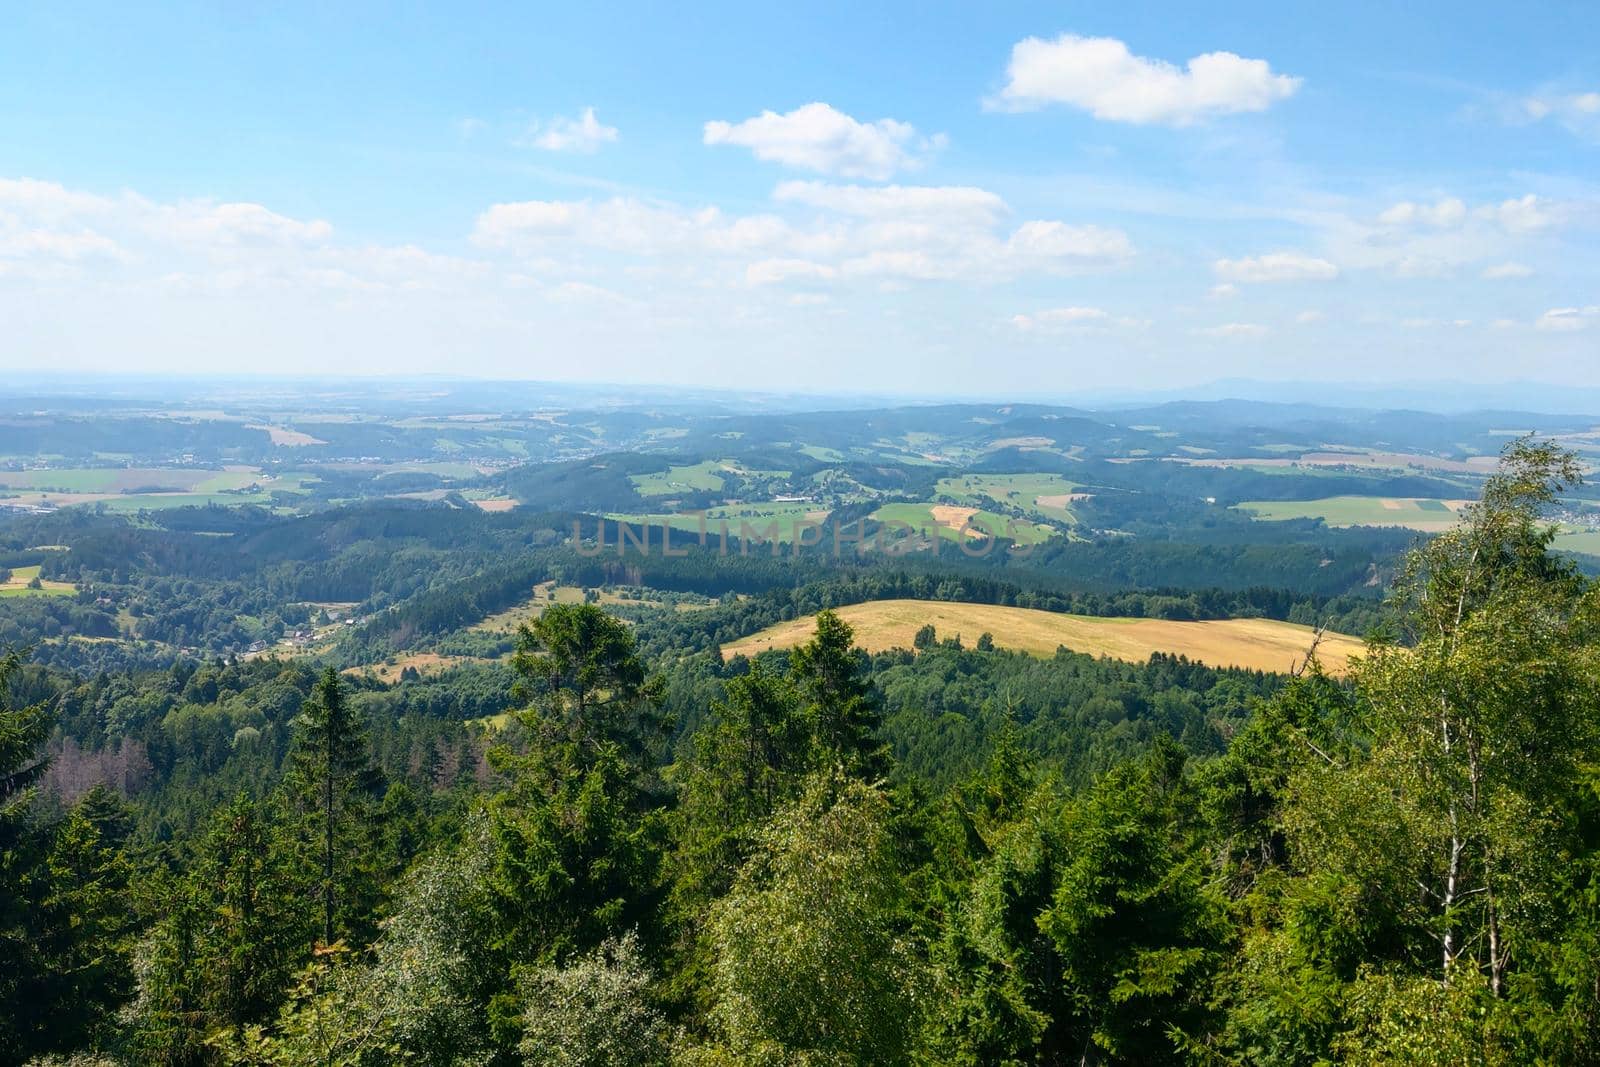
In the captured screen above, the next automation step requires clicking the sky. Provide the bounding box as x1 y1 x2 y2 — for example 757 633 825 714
1 1 1597 397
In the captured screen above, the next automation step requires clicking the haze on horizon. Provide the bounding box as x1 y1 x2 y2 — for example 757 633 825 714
1 2 1597 393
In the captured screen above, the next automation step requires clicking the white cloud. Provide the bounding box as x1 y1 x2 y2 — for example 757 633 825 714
1400 317 1473 329
0 177 496 298
1535 306 1599 332
1192 322 1270 338
746 258 837 286
1214 252 1338 283
1478 194 1556 233
473 189 1132 286
1514 90 1600 138
1208 283 1238 299
545 280 625 303
704 103 942 179
1012 306 1109 330
472 197 792 257
1295 309 1325 324
1378 197 1466 228
1481 261 1533 279
150 201 333 247
1006 220 1134 263
992 34 1300 125
523 107 618 153
772 181 1005 224
0 178 113 219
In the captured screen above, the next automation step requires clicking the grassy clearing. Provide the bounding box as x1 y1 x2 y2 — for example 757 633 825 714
630 460 730 496
721 599 1365 676
0 467 266 493
472 582 670 633
870 502 1055 546
248 424 328 446
629 459 795 498
935 473 1086 524
1556 527 1600 556
342 653 495 684
608 503 831 544
0 565 76 598
1236 496 1471 532
0 470 315 512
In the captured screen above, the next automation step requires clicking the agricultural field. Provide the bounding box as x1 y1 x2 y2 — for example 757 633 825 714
1556 527 1600 556
608 503 831 544
934 472 1087 524
0 565 75 598
1183 450 1498 475
721 599 1366 676
0 467 263 493
0 467 316 511
629 460 735 496
870 502 1056 546
1236 495 1469 532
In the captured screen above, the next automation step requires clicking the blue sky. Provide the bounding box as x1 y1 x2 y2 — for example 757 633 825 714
2 2 1597 395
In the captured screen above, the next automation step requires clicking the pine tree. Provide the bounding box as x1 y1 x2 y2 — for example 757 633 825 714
787 609 887 778
288 667 378 948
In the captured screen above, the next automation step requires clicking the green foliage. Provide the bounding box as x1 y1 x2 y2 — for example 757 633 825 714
287 667 386 947
7 439 1600 1065
518 931 669 1067
788 610 887 779
695 775 927 1065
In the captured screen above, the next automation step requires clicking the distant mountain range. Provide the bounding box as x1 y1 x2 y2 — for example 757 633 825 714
5 372 1599 420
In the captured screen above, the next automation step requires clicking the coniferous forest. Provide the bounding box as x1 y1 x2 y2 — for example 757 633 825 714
3 440 1599 1064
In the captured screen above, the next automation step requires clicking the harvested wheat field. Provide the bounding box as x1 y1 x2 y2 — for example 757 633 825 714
720 599 1366 676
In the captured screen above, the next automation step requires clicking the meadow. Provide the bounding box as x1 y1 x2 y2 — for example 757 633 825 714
934 472 1087 524
631 460 742 496
869 502 1056 546
0 467 315 511
721 598 1366 676
0 565 76 598
607 503 831 544
1556 527 1600 556
1236 495 1469 532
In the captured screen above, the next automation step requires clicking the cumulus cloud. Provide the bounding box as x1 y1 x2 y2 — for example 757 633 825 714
1477 194 1556 233
1005 220 1134 263
150 201 333 247
475 187 1132 285
472 197 793 256
1378 197 1467 228
704 103 943 179
522 107 618 153
1534 306 1599 332
1213 252 1339 283
772 181 1005 223
1011 306 1108 330
0 175 497 296
991 34 1300 124
746 258 837 286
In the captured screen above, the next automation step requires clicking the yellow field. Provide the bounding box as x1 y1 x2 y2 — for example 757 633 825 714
342 652 493 684
720 599 1366 676
471 582 684 633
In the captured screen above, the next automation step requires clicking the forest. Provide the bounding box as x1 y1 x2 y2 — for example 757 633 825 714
2 439 1598 1064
